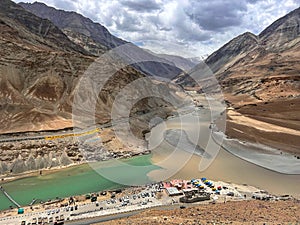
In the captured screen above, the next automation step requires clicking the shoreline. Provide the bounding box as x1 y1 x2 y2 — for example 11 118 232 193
0 150 152 184
0 162 86 184
211 131 300 175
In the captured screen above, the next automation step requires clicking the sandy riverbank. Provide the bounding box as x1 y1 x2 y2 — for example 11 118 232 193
212 131 300 174
0 162 86 184
224 98 300 156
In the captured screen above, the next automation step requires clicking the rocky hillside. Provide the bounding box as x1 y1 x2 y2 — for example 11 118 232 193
19 2 183 79
177 7 300 154
0 0 184 134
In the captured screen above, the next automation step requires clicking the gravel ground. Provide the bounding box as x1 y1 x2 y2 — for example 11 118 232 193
100 200 300 225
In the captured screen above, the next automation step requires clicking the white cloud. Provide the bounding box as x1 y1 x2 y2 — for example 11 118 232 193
14 0 300 58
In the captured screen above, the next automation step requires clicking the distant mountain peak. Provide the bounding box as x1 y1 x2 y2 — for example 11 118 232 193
19 1 128 49
204 31 258 74
141 48 198 72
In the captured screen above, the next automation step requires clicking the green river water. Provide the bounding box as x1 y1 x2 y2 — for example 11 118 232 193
0 155 159 211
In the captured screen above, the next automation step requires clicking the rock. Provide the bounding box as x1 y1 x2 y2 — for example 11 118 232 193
25 154 37 171
10 155 26 174
59 151 73 166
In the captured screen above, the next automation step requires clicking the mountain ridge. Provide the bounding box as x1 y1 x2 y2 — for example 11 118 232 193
19 1 184 79
19 1 128 49
0 0 88 54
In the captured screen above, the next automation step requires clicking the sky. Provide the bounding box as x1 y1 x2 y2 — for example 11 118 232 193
14 0 300 58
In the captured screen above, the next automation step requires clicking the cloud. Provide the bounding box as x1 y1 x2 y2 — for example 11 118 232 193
121 0 161 12
13 0 300 58
53 0 76 11
186 0 248 31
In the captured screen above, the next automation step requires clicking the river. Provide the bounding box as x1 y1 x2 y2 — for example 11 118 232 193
1 95 299 211
0 155 159 211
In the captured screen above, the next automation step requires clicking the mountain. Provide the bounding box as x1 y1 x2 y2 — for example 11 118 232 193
205 32 259 74
0 0 186 134
0 0 183 135
19 1 127 50
259 7 300 51
142 49 199 72
157 54 199 72
0 0 187 173
0 0 88 54
176 7 300 154
19 2 183 79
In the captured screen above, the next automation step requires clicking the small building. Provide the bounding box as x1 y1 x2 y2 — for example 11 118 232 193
165 187 182 196
179 192 211 203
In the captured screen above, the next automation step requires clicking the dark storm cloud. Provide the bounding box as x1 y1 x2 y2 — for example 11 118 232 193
121 0 161 12
187 0 247 31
